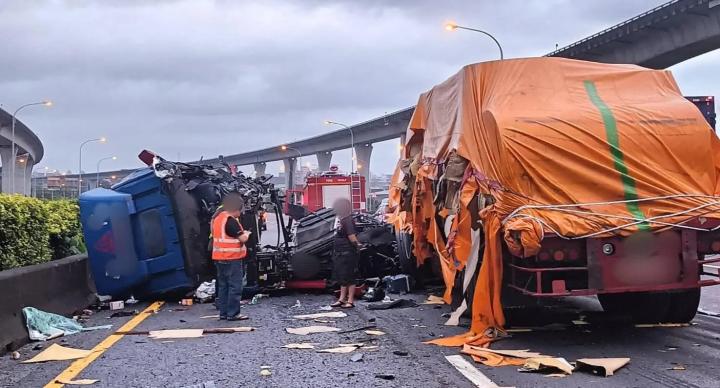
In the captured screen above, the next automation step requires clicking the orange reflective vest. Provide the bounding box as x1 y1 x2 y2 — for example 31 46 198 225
211 211 247 261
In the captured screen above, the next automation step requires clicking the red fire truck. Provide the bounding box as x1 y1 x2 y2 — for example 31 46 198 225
285 166 367 214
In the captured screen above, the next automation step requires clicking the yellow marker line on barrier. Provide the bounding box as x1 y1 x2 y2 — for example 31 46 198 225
45 301 165 388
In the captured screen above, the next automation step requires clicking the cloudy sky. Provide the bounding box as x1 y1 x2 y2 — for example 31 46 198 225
2 0 719 176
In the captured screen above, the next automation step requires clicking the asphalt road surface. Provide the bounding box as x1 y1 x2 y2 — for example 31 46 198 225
3 215 720 387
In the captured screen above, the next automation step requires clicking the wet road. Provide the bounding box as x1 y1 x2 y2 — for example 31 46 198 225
2 289 720 388
3 215 720 387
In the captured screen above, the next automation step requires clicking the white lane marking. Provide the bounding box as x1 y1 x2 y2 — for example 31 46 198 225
445 355 512 388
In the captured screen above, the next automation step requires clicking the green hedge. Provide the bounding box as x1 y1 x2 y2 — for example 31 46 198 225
0 195 85 271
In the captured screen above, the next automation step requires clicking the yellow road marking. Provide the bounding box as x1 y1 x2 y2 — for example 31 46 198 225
45 301 164 388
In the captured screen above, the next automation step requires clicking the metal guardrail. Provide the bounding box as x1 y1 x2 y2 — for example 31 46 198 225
546 0 691 56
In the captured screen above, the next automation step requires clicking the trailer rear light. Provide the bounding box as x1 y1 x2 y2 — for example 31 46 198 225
568 248 580 260
552 250 565 261
538 251 550 261
602 243 615 255
712 240 720 252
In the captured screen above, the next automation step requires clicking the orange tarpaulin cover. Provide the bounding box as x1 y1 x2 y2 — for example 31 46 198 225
395 57 720 344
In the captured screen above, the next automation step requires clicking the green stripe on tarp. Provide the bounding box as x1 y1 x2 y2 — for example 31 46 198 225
584 80 650 231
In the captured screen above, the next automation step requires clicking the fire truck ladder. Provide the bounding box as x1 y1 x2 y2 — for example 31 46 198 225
350 173 362 211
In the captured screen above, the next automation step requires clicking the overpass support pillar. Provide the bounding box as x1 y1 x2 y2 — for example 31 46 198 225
283 158 298 190
316 151 332 172
354 143 373 199
0 146 33 195
253 162 267 177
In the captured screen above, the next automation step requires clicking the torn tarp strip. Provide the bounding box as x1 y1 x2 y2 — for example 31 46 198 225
584 80 650 231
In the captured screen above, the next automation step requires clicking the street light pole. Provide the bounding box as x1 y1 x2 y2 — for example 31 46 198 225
17 155 27 195
280 145 303 188
324 120 355 173
79 137 106 197
96 156 118 187
445 23 504 60
10 100 52 193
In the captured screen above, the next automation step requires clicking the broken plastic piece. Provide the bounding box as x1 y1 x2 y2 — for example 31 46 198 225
423 295 445 304
364 330 386 336
575 358 630 377
317 346 359 354
350 353 364 362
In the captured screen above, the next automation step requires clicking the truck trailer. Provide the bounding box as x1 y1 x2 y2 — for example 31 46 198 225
389 58 720 334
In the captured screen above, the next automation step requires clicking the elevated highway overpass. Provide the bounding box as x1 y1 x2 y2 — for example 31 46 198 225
0 108 44 195
34 0 720 196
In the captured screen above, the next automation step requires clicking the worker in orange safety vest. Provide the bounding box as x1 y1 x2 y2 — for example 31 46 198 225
211 192 251 321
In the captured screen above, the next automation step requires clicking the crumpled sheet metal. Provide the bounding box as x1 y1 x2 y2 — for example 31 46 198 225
396 57 720 344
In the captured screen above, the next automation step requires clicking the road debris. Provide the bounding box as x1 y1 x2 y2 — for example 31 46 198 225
318 305 333 311
194 281 216 303
22 344 91 363
635 323 689 328
668 363 687 371
575 358 630 377
200 315 220 319
125 295 139 305
282 343 317 349
393 350 409 356
22 307 111 341
291 300 302 308
520 357 574 375
180 299 194 306
11 351 20 360
250 294 270 305
56 378 99 385
317 346 360 354
260 366 272 376
338 325 377 334
423 295 445 305
286 325 341 335
109 310 138 318
364 330 386 336
292 311 347 320
366 298 418 310
374 374 395 380
461 345 545 367
350 353 364 362
149 329 204 339
109 301 125 310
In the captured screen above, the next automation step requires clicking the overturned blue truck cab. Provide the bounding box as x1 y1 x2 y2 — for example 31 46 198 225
79 154 266 298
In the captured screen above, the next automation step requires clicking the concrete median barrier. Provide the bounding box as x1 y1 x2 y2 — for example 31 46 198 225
0 254 96 352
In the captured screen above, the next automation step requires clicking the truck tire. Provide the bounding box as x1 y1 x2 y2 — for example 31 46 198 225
396 230 415 275
598 291 671 324
665 288 701 323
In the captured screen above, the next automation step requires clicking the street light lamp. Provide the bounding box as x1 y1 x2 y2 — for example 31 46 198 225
445 22 504 60
96 156 118 185
79 137 107 196
10 100 52 193
324 120 355 173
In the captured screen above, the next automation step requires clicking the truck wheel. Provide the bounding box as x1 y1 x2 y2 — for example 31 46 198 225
598 292 671 324
665 288 701 323
396 230 415 275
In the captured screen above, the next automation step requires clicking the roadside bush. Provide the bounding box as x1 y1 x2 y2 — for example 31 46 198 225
0 195 85 270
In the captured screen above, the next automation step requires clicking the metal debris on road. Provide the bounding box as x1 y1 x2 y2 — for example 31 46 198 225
286 325 341 335
575 358 630 377
292 311 347 320
21 344 92 363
